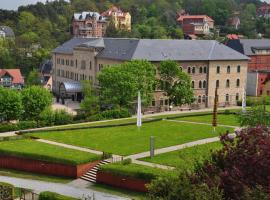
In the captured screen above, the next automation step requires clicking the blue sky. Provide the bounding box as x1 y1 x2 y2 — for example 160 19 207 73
0 0 269 10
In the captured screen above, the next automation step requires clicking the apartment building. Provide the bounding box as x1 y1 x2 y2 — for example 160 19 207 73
52 38 248 111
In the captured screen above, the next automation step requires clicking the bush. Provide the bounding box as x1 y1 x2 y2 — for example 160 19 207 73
39 109 73 126
39 191 78 200
88 108 131 121
0 121 38 133
0 182 14 200
18 121 37 130
121 158 132 165
0 123 18 133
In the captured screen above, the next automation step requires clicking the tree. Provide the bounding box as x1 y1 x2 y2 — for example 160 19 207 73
98 60 156 108
240 3 257 38
0 88 23 122
26 68 41 86
80 80 99 116
158 60 194 107
21 86 52 120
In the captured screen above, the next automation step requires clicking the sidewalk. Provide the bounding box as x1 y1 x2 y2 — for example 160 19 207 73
0 176 129 200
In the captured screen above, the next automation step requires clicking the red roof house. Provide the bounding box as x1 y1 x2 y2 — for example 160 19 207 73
0 69 24 88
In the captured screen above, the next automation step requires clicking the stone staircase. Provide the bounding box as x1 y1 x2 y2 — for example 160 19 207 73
80 160 111 183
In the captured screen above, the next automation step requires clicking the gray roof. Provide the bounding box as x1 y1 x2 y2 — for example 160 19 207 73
73 12 106 21
79 38 105 48
240 39 270 56
0 26 15 37
53 37 249 61
60 81 82 93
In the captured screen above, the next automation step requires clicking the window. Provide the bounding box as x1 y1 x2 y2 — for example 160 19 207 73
152 100 156 107
160 99 164 106
188 67 191 74
216 80 219 88
66 60 69 66
75 60 78 68
204 67 207 73
199 67 203 73
57 69 60 76
90 61 92 70
226 94 229 102
165 99 169 106
216 66 220 74
199 81 202 88
81 60 86 69
203 80 207 88
191 81 195 88
198 96 202 103
226 79 230 88
192 67 196 74
236 93 239 101
236 79 240 87
61 59 64 65
237 65 241 73
202 95 206 103
227 66 231 74
70 60 74 67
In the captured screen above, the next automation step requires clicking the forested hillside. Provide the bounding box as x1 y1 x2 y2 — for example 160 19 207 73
0 0 269 75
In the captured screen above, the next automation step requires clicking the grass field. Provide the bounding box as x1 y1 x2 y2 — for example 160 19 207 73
173 114 239 126
141 142 222 170
0 139 101 165
29 121 233 156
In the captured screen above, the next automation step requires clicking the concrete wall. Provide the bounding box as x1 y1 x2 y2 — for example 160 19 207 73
246 72 258 96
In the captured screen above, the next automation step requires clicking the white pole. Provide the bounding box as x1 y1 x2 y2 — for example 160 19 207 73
242 88 246 112
137 91 142 127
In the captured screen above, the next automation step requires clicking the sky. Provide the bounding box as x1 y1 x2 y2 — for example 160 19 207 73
0 0 269 10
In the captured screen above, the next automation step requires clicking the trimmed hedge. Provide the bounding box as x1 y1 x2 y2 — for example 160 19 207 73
39 191 78 200
0 121 37 133
99 161 171 181
87 108 131 121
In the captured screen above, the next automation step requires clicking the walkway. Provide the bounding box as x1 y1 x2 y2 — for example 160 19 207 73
165 119 238 129
0 175 129 200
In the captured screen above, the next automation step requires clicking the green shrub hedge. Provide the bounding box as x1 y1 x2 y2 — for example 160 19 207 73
0 121 37 133
39 191 78 200
0 182 14 199
87 108 131 121
99 161 170 181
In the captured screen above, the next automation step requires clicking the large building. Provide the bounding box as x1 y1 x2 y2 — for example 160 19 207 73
0 26 15 38
101 6 131 31
72 12 107 38
52 38 248 111
226 39 270 96
177 15 214 37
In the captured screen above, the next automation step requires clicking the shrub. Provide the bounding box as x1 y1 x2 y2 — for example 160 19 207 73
88 108 131 121
54 109 73 125
0 123 18 133
102 152 112 160
121 158 132 165
39 191 78 200
39 108 55 126
0 182 14 200
18 121 37 130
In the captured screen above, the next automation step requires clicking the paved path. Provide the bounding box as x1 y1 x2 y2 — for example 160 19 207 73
166 119 238 128
0 176 129 200
36 139 103 155
132 160 175 170
0 131 17 137
126 137 221 160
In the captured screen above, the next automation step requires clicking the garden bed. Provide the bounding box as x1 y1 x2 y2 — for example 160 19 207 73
0 139 101 178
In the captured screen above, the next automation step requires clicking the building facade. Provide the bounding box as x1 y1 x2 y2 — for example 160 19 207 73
0 69 24 89
257 3 270 19
226 39 270 96
177 15 214 37
52 38 248 111
72 12 107 38
101 6 131 31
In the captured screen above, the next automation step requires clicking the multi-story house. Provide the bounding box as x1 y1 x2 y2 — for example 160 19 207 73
72 12 107 38
0 26 15 39
177 15 214 37
226 38 270 96
52 38 248 111
257 3 270 19
101 6 131 31
0 69 24 89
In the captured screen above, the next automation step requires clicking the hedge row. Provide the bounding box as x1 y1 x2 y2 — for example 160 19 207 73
39 191 78 200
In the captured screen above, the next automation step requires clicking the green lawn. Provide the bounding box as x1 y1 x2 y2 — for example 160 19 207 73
173 114 239 126
141 142 222 170
29 121 232 156
0 139 101 165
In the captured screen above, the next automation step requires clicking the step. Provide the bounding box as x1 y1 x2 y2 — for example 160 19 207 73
80 176 96 183
86 171 97 176
82 174 96 180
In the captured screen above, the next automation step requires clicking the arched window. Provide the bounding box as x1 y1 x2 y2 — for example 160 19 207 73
236 93 239 101
227 66 231 73
204 67 207 73
237 65 241 73
216 66 220 74
192 67 196 74
198 96 202 103
203 80 207 88
188 67 191 74
226 94 229 102
199 81 202 88
216 80 219 88
236 79 240 87
199 67 203 73
226 79 230 88
191 81 195 88
202 95 206 103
